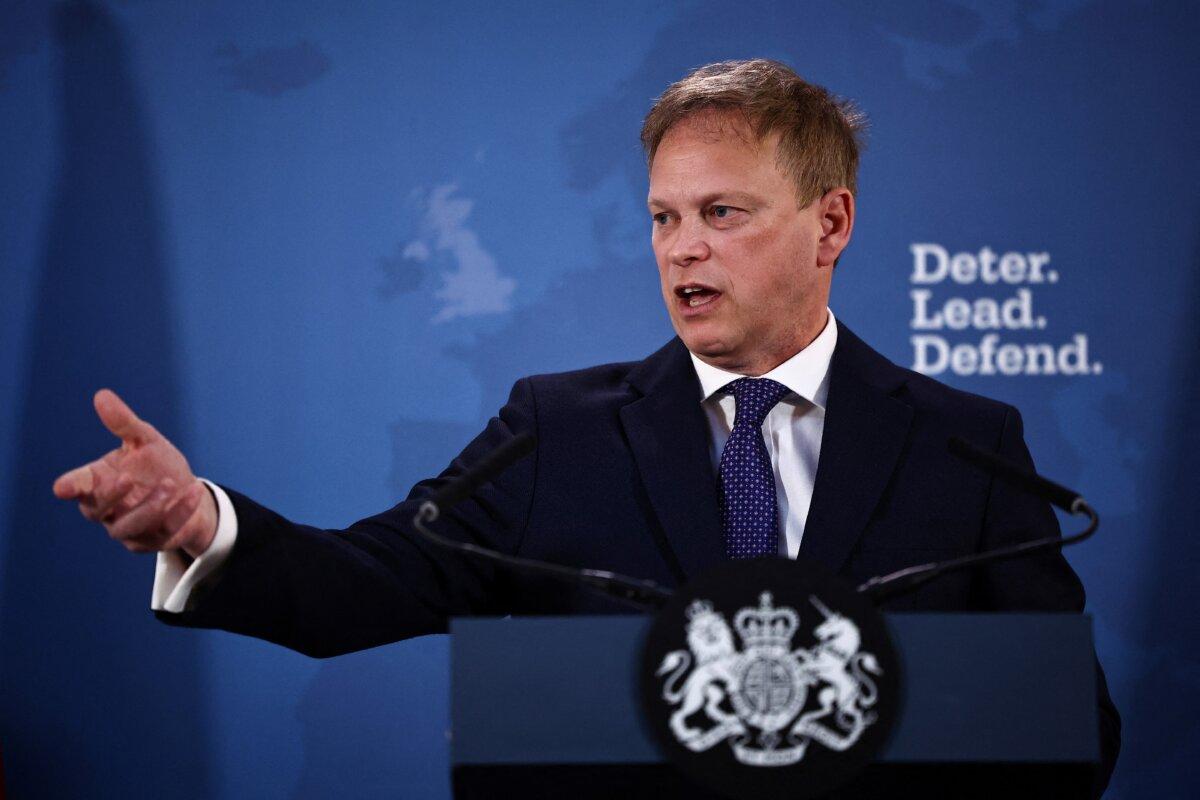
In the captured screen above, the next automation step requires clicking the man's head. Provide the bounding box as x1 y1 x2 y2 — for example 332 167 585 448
643 60 865 375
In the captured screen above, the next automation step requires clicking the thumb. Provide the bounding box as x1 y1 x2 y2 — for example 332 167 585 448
94 388 154 445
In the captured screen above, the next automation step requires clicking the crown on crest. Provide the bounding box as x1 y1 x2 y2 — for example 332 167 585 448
735 592 799 648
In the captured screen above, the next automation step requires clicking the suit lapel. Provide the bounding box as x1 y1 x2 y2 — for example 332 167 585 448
800 323 914 573
620 339 725 582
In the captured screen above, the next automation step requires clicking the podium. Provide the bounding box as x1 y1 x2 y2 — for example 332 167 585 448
450 614 1100 799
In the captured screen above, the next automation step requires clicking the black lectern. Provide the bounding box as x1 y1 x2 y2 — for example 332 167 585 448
450 614 1099 799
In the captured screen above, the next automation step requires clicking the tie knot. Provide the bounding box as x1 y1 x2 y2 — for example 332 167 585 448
722 377 790 427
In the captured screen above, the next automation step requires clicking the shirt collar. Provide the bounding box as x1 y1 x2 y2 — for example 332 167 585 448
688 308 838 410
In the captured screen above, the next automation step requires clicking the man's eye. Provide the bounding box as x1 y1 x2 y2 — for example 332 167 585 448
652 212 671 225
709 205 738 219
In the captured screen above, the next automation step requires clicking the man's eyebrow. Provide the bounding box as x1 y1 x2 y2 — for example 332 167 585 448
647 191 759 210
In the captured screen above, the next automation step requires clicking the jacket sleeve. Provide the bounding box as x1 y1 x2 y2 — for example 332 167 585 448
979 406 1121 798
155 377 540 658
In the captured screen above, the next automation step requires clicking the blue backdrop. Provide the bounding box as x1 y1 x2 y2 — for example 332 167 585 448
1 1 1196 797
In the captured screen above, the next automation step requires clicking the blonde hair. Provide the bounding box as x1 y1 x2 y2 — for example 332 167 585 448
641 59 867 204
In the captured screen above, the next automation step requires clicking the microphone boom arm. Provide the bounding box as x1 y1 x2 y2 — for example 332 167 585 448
412 501 674 610
857 500 1098 601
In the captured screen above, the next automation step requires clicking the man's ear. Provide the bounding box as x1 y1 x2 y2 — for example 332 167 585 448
816 187 855 268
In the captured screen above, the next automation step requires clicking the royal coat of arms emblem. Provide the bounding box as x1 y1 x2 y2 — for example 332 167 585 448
655 591 883 767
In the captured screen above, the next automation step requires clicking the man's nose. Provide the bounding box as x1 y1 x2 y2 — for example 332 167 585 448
668 218 711 266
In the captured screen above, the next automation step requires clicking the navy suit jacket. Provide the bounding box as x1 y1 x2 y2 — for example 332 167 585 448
160 321 1118 790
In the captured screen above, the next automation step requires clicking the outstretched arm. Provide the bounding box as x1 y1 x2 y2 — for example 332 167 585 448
53 380 540 658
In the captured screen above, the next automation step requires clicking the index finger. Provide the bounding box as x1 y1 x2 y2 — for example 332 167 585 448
94 388 154 446
53 463 96 499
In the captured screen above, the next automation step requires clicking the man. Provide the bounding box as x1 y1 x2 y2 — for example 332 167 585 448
54 60 1118 793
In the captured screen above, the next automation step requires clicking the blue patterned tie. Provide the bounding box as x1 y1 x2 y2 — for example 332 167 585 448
719 378 790 559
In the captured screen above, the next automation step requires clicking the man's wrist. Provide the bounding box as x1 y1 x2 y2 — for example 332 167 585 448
152 479 239 613
180 480 220 559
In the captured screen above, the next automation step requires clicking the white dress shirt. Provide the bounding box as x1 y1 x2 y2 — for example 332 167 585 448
152 310 837 611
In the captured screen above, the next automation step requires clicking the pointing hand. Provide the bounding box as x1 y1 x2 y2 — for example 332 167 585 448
52 389 218 558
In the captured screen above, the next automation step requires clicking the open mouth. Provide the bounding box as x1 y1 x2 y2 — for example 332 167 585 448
675 284 721 310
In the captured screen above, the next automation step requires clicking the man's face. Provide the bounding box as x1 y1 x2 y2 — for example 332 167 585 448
648 111 838 375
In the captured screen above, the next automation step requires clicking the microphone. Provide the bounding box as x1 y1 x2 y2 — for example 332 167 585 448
426 432 537 513
947 436 1083 513
411 433 673 610
857 437 1099 603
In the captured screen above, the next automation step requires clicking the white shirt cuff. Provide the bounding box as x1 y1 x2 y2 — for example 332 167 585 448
151 478 238 613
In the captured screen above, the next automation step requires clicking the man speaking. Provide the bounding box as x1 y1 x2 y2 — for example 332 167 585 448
53 60 1118 793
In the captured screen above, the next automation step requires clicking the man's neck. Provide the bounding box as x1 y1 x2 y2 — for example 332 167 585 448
689 309 838 407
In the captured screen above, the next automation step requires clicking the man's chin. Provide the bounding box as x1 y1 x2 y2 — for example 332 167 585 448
679 332 735 363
